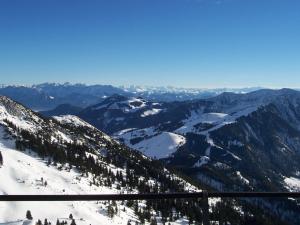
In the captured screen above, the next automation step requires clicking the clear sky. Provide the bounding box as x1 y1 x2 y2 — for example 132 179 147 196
0 0 299 88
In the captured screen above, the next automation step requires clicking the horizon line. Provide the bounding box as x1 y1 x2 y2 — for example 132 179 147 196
1 82 299 91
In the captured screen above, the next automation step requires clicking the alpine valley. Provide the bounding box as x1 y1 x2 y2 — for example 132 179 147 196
0 84 300 225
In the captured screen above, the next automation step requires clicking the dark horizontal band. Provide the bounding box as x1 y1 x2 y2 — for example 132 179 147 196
0 192 300 201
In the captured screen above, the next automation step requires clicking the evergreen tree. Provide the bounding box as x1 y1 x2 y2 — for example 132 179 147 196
26 210 33 220
0 151 3 166
107 204 115 218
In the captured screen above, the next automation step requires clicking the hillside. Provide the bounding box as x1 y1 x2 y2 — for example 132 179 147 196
39 90 300 223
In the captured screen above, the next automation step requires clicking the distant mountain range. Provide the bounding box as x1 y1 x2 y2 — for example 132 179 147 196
0 83 264 110
0 83 129 110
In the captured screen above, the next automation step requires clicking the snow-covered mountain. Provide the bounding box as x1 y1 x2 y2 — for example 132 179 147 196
0 95 298 224
44 89 300 193
0 96 201 225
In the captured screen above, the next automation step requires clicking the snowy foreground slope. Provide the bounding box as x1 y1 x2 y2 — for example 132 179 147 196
0 127 134 225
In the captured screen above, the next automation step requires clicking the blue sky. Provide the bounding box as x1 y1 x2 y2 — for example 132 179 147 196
0 0 299 88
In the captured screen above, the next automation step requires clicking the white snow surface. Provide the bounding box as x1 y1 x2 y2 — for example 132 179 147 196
284 177 300 191
117 128 186 159
53 115 113 142
141 108 163 117
176 112 228 135
176 107 257 136
0 106 38 133
132 132 186 159
53 115 94 129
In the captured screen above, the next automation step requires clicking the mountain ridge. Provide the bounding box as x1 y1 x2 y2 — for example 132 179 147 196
39 89 300 191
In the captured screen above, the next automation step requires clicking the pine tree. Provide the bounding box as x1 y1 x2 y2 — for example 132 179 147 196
26 210 33 220
107 204 115 218
0 151 3 166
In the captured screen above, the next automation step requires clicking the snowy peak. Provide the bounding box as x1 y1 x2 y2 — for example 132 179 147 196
0 95 31 118
0 96 44 132
53 115 95 129
0 95 114 149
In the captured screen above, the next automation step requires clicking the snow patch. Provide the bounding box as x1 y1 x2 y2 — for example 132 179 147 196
236 171 250 185
141 108 163 117
284 177 300 191
53 115 94 129
127 132 186 159
193 156 210 168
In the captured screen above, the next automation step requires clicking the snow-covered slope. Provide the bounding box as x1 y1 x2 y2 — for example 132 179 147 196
0 127 135 225
117 128 186 159
284 176 300 191
0 96 43 132
53 115 95 129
